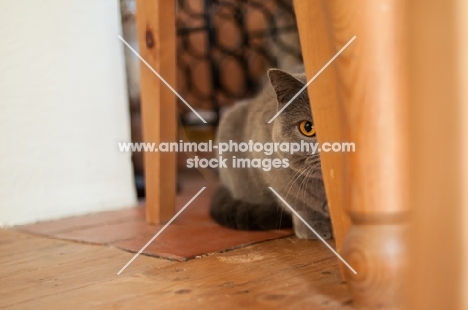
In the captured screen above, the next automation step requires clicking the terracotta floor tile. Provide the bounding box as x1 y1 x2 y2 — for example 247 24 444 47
54 220 163 244
114 225 292 261
18 173 293 261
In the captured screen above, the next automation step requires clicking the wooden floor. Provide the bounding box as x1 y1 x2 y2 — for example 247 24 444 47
0 229 353 309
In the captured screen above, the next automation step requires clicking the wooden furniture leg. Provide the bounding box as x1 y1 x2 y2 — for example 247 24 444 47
292 0 351 273
407 0 467 308
294 0 409 308
136 0 177 224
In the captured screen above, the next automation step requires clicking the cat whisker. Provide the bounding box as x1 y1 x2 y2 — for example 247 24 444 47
302 166 315 203
290 156 307 164
285 166 308 200
293 165 312 206
295 167 310 207
278 164 304 196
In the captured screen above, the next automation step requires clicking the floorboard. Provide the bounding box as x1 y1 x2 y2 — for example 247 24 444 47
0 229 353 309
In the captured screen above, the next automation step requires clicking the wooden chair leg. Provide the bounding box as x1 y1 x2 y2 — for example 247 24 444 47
407 0 467 308
136 0 177 224
293 0 351 274
294 0 409 308
330 1 409 307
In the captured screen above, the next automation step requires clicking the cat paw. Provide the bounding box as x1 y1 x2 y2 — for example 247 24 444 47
292 214 333 240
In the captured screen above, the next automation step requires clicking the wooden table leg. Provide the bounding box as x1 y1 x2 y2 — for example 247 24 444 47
136 0 177 224
294 0 409 308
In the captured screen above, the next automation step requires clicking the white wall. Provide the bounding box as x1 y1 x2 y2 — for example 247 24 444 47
0 0 137 225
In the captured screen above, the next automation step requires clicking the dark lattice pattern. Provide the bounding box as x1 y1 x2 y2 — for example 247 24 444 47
177 0 302 123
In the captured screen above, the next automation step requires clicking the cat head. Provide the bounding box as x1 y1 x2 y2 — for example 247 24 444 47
268 69 322 175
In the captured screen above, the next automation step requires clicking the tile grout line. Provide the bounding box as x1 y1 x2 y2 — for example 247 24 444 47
117 187 206 275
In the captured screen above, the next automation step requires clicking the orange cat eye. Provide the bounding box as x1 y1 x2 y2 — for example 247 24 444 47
298 120 316 137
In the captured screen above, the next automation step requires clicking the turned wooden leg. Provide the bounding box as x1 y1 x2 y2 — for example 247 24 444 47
341 222 407 308
406 0 467 309
335 1 409 308
295 0 409 308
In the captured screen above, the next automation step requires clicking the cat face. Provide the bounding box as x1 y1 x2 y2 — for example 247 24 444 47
268 69 322 177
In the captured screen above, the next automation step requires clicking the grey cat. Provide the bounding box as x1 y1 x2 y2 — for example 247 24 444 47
210 68 332 239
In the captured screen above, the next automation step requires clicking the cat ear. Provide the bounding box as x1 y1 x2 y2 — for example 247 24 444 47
268 69 305 105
